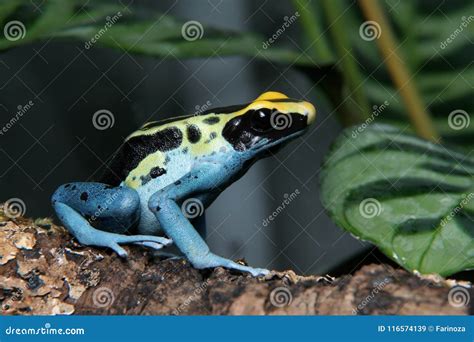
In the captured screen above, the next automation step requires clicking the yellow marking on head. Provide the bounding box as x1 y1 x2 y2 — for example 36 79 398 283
254 91 288 101
233 91 316 124
125 91 316 160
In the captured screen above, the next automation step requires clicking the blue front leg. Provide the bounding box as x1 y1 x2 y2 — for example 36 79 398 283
148 163 269 277
52 182 172 256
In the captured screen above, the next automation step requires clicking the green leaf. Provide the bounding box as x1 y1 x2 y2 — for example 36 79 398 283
0 0 324 66
320 124 474 276
0 0 23 26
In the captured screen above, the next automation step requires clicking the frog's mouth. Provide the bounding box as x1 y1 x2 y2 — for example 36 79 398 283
266 128 308 154
256 127 308 157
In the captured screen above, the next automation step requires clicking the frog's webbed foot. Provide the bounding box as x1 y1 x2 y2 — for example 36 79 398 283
92 231 172 257
192 253 270 276
114 234 172 256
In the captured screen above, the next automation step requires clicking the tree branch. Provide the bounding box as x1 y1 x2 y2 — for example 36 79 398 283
0 211 469 315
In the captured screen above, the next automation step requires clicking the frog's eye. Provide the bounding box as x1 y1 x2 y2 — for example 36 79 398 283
250 108 274 132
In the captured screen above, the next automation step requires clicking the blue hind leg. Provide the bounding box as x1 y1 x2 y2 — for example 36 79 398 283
52 182 172 257
148 163 269 277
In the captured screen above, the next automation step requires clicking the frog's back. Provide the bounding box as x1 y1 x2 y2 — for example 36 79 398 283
99 112 231 189
99 119 188 187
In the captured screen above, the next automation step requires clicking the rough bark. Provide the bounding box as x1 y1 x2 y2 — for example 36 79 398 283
0 211 471 315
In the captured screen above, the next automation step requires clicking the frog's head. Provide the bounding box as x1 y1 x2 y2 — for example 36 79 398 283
219 91 316 156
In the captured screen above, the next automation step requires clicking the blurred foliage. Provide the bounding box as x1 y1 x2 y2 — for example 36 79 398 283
0 0 324 66
1 0 472 144
320 125 474 276
299 0 474 148
370 1 474 148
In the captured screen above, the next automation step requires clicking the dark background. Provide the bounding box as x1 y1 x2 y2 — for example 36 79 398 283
0 0 373 275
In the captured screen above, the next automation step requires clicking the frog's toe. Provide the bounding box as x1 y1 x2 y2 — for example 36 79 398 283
248 267 270 277
136 241 167 250
157 237 173 246
110 243 128 258
190 252 269 277
117 235 172 246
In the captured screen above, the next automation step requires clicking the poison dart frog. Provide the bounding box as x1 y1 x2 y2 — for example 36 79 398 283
52 91 316 276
